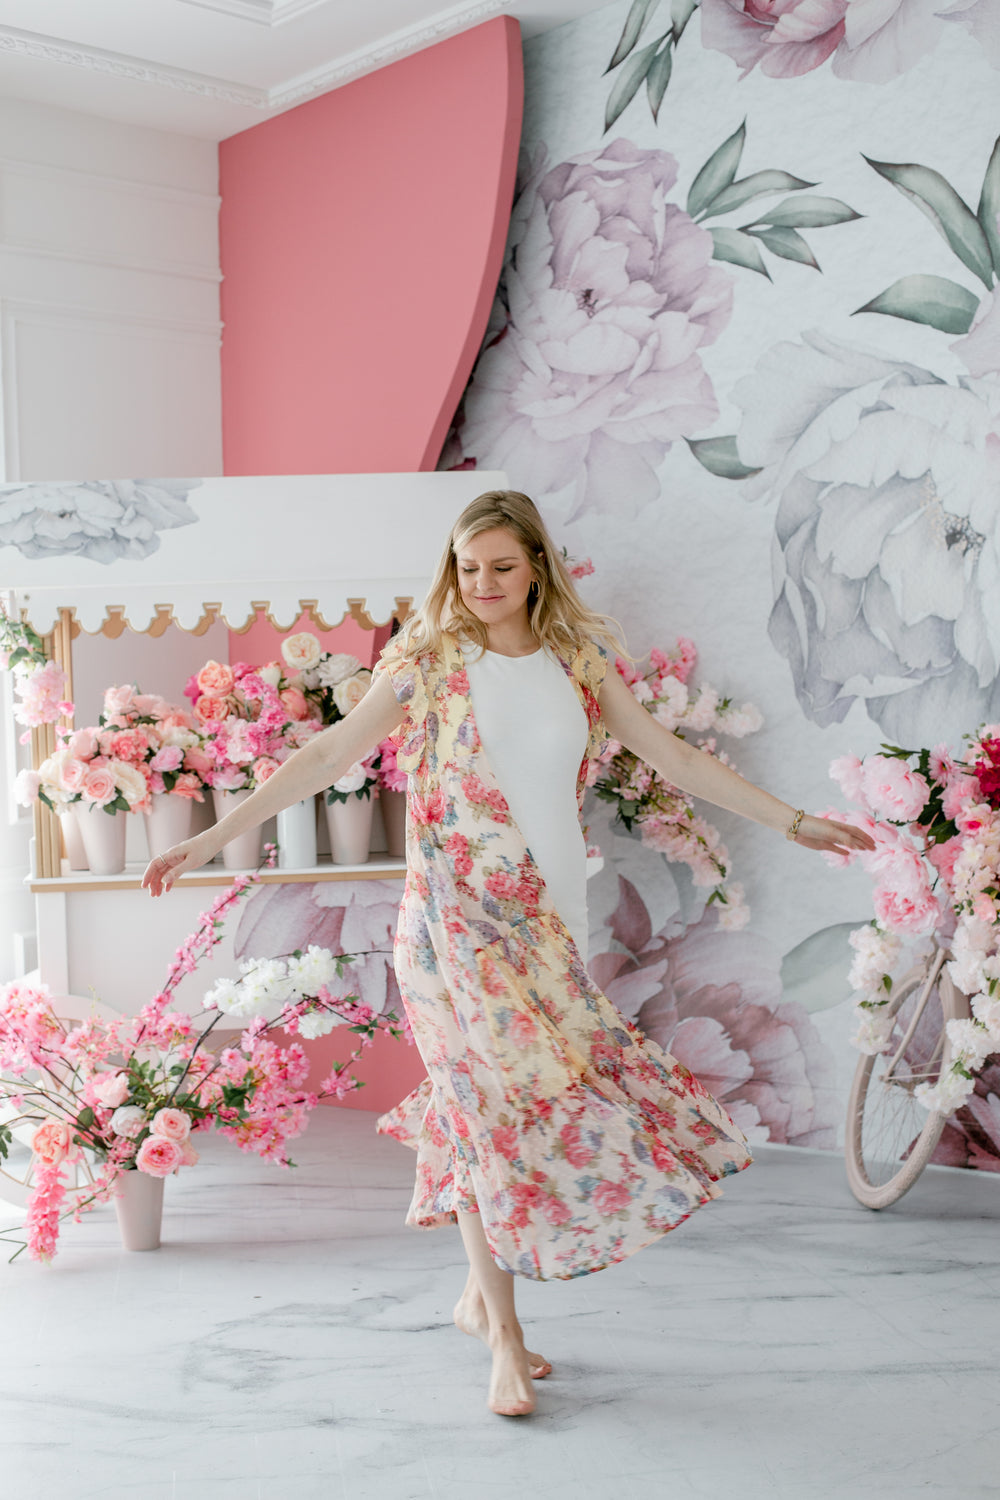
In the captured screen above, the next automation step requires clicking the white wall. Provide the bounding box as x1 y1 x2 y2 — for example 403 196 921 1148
0 97 223 983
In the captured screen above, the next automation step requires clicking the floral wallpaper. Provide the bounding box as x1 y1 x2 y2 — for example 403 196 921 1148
442 0 1000 1166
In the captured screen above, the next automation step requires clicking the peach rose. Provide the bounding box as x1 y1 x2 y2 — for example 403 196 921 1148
180 1140 200 1167
196 660 235 695
253 756 281 783
195 694 230 723
60 757 89 795
135 1135 184 1177
332 670 372 716
82 764 117 806
279 686 309 721
170 772 204 801
281 632 322 672
183 745 213 776
93 1071 130 1108
32 1120 76 1166
150 1107 192 1143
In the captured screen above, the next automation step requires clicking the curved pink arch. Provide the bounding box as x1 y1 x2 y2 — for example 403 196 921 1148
219 17 523 474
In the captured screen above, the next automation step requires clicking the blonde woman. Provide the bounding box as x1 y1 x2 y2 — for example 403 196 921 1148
144 490 873 1418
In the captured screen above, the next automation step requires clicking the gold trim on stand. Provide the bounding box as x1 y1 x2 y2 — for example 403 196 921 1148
29 862 407 894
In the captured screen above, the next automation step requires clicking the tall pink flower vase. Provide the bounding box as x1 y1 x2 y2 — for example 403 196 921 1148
325 794 374 866
114 1170 164 1251
143 792 194 862
74 805 127 876
60 810 88 870
211 788 262 870
380 789 407 858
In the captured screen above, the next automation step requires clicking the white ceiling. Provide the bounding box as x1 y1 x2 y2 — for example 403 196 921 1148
0 0 612 140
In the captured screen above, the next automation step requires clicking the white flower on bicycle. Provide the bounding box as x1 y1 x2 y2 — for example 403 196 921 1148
915 1069 976 1115
945 1017 996 1072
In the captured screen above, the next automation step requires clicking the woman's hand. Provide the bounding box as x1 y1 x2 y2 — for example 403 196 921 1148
141 835 213 896
792 815 875 857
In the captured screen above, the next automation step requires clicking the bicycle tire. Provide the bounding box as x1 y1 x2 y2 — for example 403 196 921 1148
845 954 965 1210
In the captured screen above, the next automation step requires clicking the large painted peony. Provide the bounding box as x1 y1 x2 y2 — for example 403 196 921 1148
0 479 200 564
733 329 1000 744
701 0 952 83
590 878 838 1147
451 140 733 518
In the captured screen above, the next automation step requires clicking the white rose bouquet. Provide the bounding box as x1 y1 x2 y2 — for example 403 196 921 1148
279 631 373 727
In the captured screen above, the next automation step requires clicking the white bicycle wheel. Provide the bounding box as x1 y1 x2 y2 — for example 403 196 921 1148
845 951 965 1210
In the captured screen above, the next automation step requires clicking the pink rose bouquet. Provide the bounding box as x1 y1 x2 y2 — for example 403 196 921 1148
0 853 402 1264
184 657 325 791
826 730 1000 1106
590 637 763 927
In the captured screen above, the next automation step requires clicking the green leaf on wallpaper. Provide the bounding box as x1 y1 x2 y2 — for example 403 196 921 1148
864 157 994 290
606 0 661 72
855 274 979 334
671 0 698 39
685 435 762 479
646 40 673 121
604 34 667 131
978 134 1000 277
780 923 862 1013
687 122 746 220
747 195 860 229
709 226 771 278
748 225 820 270
700 170 816 220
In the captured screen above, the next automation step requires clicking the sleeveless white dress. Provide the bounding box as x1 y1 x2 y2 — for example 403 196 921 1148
463 644 590 957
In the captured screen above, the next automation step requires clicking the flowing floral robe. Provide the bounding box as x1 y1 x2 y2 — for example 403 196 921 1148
374 632 751 1280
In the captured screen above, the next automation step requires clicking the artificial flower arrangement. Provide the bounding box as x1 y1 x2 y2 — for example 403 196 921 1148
587 637 763 928
0 612 73 738
0 851 402 1264
278 632 380 807
14 684 209 818
184 659 323 792
825 729 1000 1113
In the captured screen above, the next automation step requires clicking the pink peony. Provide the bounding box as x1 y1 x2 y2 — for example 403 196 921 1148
67 728 98 759
860 755 930 822
927 835 963 892
592 1179 631 1216
872 855 941 935
31 1120 76 1166
13 768 41 805
829 754 867 805
150 1107 192 1142
701 0 848 78
150 745 183 773
103 684 136 718
81 764 117 806
108 729 148 763
183 745 213 777
451 140 732 519
93 1071 130 1108
196 660 235 696
135 1135 183 1177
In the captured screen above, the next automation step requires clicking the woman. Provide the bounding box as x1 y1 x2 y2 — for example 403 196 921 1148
143 490 873 1418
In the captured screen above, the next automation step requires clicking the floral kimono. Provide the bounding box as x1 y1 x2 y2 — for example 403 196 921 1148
374 632 751 1280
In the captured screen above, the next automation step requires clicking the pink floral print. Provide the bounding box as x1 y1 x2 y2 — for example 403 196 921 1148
374 634 752 1280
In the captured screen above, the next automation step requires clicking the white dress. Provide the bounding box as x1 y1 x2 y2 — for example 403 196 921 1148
463 644 590 957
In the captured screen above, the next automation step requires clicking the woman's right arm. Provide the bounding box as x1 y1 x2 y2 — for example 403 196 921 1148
142 671 405 895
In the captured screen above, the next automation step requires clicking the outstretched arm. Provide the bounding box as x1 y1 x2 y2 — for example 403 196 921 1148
598 665 873 857
142 671 405 894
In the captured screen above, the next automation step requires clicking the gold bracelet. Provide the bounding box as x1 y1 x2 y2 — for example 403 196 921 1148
786 808 805 842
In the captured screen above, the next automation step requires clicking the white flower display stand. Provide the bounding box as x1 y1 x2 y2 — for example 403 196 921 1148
3 470 507 1017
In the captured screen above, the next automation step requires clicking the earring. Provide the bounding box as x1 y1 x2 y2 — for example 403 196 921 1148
528 581 540 601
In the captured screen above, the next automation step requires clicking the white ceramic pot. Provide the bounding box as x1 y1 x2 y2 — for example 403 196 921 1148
211 787 262 870
143 792 195 862
380 789 407 859
60 809 88 871
114 1170 164 1252
325 793 374 866
74 804 127 876
277 797 318 869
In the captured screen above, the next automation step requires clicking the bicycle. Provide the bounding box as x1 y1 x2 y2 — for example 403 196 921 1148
845 938 971 1209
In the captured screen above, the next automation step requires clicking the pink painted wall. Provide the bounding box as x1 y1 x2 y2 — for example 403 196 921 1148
218 16 523 475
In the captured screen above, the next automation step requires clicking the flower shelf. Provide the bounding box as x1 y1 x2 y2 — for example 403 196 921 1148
28 858 406 893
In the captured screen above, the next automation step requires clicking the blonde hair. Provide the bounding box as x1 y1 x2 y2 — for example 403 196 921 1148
398 489 624 661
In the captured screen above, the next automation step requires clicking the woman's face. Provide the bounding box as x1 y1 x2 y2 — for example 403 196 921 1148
455 527 537 629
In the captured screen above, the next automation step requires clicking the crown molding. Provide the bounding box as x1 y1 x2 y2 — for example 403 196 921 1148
175 0 332 25
0 24 266 108
0 1 513 120
271 0 512 107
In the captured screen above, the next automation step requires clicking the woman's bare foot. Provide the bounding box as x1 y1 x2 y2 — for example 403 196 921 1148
488 1333 536 1417
453 1287 552 1379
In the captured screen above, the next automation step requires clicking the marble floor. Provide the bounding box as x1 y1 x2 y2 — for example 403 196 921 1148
1 1110 998 1500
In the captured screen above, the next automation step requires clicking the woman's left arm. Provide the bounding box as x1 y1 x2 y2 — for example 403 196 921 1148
598 666 874 857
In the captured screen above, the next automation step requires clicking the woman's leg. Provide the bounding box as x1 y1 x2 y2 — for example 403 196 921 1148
454 1209 538 1416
